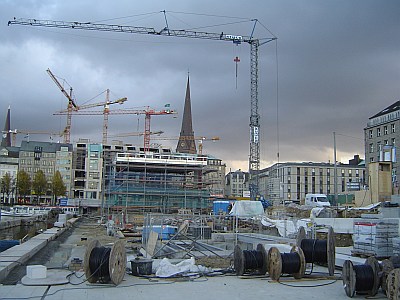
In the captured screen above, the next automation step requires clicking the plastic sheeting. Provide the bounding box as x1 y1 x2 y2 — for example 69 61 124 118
229 201 264 217
155 257 211 278
261 216 313 238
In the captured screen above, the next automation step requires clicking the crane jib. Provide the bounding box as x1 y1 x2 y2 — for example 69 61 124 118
8 18 266 44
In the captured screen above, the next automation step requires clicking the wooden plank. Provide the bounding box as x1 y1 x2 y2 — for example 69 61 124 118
146 231 159 257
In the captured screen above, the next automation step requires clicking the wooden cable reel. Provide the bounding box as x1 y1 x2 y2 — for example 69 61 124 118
386 268 400 300
342 257 380 298
296 225 335 276
84 239 126 285
233 244 268 276
382 256 400 297
267 246 306 281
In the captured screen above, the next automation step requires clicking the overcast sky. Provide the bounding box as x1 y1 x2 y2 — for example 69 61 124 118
1 1 399 172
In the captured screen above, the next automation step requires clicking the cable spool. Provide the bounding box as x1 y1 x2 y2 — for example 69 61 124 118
381 256 400 296
296 226 335 276
233 244 268 276
267 246 306 281
342 257 380 298
386 268 400 300
84 239 126 285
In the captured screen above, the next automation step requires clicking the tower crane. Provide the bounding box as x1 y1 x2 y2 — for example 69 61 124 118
2 129 61 146
54 89 127 144
109 130 163 138
8 16 277 200
151 136 220 155
54 106 177 150
46 68 77 144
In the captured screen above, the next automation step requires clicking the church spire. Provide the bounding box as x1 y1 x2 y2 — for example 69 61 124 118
1 106 11 147
176 75 196 154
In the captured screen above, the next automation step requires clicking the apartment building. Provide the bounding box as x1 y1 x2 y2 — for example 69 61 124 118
364 100 399 186
18 141 73 203
225 169 250 198
258 157 365 205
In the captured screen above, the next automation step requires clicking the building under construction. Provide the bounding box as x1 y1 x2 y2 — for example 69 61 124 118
103 75 225 213
104 148 217 213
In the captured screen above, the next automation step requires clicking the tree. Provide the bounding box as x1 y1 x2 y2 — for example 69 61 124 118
32 170 48 204
1 172 12 204
16 170 31 203
52 170 66 205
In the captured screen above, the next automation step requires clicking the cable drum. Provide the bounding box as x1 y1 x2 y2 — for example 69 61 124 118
296 226 335 276
342 257 380 298
268 246 306 281
382 256 400 296
386 268 400 300
233 244 268 276
84 239 126 285
89 246 112 283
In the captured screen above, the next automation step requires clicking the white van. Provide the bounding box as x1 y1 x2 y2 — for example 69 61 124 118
305 194 331 207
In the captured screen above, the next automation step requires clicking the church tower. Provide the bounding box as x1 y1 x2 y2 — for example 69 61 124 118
176 75 196 154
1 106 11 147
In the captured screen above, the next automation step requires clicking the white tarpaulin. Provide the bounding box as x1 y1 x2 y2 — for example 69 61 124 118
261 217 313 238
229 201 264 217
155 257 211 278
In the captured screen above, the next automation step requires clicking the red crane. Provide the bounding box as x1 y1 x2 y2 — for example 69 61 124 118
55 106 176 150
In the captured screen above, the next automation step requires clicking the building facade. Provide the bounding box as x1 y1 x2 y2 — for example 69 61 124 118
18 141 73 203
259 158 365 205
72 140 103 203
225 169 250 198
202 155 226 198
364 100 399 187
0 146 19 204
105 148 214 212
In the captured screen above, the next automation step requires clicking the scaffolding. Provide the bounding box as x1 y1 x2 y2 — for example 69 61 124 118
105 151 212 213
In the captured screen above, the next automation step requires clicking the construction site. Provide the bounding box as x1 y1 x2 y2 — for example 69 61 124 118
2 8 400 300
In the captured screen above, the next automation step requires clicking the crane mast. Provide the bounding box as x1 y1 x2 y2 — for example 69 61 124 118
46 68 77 143
8 17 276 200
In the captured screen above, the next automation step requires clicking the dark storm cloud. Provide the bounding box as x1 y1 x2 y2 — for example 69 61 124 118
1 0 399 171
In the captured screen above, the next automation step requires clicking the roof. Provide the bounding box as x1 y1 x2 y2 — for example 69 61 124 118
370 100 400 119
20 140 72 153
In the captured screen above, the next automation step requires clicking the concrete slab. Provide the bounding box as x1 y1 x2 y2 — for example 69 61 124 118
21 269 72 286
0 261 20 282
0 271 368 300
0 284 48 299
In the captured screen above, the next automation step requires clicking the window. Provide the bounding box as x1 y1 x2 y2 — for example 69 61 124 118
370 143 374 153
384 126 388 135
392 138 396 145
384 140 389 145
377 128 381 137
369 130 373 139
377 141 381 151
392 124 396 133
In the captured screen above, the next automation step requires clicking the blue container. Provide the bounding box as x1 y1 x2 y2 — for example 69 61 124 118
213 200 232 215
143 225 177 240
